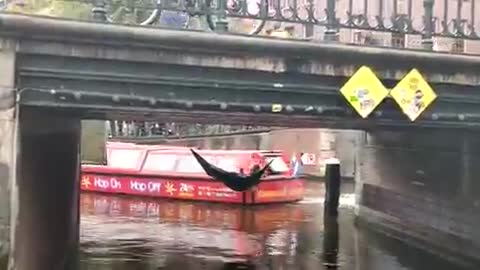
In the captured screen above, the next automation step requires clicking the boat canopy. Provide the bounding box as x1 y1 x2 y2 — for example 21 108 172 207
105 142 291 178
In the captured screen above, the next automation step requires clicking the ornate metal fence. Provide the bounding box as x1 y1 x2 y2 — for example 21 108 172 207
3 0 479 48
94 0 479 48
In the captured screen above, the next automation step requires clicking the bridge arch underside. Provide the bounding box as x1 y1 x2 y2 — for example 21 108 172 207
16 53 480 130
8 58 480 268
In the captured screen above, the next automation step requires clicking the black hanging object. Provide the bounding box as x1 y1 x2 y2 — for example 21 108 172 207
190 149 272 192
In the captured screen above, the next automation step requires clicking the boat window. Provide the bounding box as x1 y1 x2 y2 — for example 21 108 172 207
108 149 143 169
143 154 177 172
216 157 238 172
266 157 289 173
176 155 207 173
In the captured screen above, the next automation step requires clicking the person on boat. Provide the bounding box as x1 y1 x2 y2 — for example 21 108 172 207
290 152 304 178
249 164 262 192
190 149 272 192
250 164 261 174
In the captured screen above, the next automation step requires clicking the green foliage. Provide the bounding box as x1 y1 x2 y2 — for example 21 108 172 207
107 0 158 24
6 0 92 20
5 0 160 24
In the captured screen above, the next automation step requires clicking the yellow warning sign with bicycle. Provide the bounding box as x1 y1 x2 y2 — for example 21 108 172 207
340 66 389 118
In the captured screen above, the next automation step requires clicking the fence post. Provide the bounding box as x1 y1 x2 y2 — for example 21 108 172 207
92 0 108 22
324 0 339 41
422 0 435 50
215 0 229 32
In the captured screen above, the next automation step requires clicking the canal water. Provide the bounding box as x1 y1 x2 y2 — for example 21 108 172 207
79 181 472 270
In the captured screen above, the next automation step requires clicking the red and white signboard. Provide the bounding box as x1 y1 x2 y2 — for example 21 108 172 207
300 153 316 165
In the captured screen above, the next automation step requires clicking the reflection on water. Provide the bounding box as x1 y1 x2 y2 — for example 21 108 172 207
78 182 472 270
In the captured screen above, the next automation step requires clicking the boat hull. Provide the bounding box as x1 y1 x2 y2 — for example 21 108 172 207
81 170 305 204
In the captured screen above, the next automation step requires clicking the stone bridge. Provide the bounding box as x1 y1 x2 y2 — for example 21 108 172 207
0 13 480 270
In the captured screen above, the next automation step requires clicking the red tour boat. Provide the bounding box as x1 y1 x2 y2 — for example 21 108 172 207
81 142 305 204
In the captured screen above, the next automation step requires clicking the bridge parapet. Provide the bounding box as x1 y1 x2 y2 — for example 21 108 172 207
1 13 480 86
1 14 480 129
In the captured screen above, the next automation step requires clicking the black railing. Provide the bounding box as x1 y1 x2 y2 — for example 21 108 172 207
97 0 478 41
107 120 269 138
2 0 479 50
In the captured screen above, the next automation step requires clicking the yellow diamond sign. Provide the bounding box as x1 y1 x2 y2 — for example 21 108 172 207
340 66 389 118
390 69 437 121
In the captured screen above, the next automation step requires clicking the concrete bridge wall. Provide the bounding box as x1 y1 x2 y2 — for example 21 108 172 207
0 46 16 268
355 130 480 267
